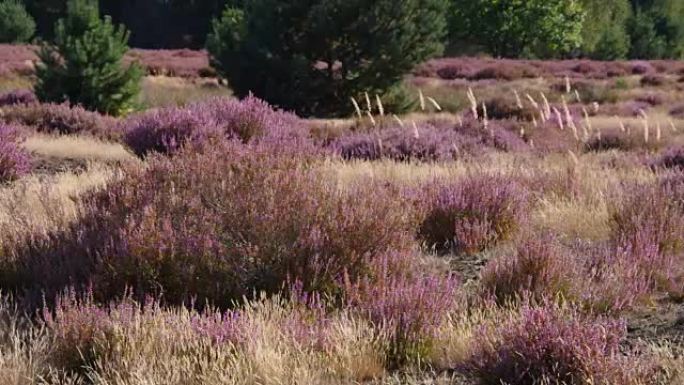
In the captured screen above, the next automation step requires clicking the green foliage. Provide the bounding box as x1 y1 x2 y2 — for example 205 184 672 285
0 0 36 43
34 0 142 116
449 0 585 59
580 0 631 59
628 0 684 59
628 9 668 58
207 0 448 117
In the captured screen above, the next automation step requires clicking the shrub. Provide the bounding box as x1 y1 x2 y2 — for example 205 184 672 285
480 235 578 304
481 97 537 121
344 252 459 368
572 62 597 75
189 96 302 142
631 63 653 75
607 177 684 299
0 123 31 183
634 93 665 106
13 142 420 307
653 147 684 170
610 177 684 257
468 66 523 81
436 65 466 80
122 106 223 157
464 304 656 385
0 89 37 107
640 74 667 87
207 0 448 117
331 124 480 162
123 96 303 157
418 175 529 253
0 0 35 43
1 103 119 140
331 120 526 162
35 0 142 116
584 131 641 152
669 104 684 118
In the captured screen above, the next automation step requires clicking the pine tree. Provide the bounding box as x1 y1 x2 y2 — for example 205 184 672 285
0 0 36 43
207 0 448 117
35 0 142 116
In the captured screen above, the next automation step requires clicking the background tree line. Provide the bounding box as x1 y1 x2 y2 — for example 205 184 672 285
2 0 684 59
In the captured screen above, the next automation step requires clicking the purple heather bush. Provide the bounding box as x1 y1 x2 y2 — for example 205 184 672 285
480 235 579 305
13 140 419 307
608 176 684 299
0 123 31 183
123 95 304 157
122 105 224 157
0 89 37 107
669 103 684 118
464 303 656 385
418 175 529 253
640 74 667 87
0 103 119 140
331 120 526 162
43 290 332 373
598 101 651 117
653 147 684 170
331 124 480 162
344 251 459 367
480 97 537 121
583 130 653 152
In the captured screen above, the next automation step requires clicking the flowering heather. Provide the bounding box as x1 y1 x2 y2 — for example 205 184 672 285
0 45 211 78
122 105 224 157
464 304 656 385
416 58 684 81
13 141 419 306
610 177 684 257
0 123 31 182
418 175 529 253
598 101 652 117
468 65 537 81
1 103 119 141
653 147 684 170
598 176 684 304
584 130 650 152
0 89 37 107
480 235 579 305
640 74 668 87
331 120 526 162
123 96 304 156
344 252 459 367
0 44 35 76
669 103 684 118
188 95 303 142
331 124 480 162
480 97 537 121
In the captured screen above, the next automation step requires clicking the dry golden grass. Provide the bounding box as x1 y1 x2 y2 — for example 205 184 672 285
0 164 118 243
66 296 386 385
23 134 137 164
0 74 32 94
141 75 232 108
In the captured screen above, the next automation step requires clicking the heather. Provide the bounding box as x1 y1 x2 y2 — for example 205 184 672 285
0 123 31 182
463 303 658 385
0 103 119 140
9 141 419 306
0 89 36 107
418 175 529 253
331 119 527 162
2 54 684 383
123 96 303 156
